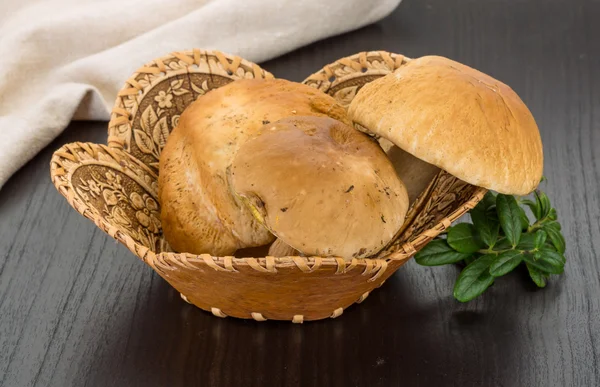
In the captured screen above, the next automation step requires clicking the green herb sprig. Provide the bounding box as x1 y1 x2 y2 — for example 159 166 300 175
415 185 566 302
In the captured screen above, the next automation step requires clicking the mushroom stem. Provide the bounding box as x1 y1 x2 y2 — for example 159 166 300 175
386 145 441 204
268 238 302 257
358 133 441 203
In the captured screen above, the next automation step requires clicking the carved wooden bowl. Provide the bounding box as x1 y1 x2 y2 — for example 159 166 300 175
50 49 486 322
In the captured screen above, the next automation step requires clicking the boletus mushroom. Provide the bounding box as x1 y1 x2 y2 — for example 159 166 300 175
230 116 409 259
159 79 350 255
348 55 544 201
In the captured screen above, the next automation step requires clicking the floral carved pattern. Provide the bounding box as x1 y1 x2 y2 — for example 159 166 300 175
129 76 196 168
404 173 477 239
108 50 275 173
72 165 166 253
379 171 480 257
302 51 409 107
49 142 170 254
129 73 248 169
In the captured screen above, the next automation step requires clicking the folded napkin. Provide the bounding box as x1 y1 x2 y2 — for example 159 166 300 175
0 0 401 189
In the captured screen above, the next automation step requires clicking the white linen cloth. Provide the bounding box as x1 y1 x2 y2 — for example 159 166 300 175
0 0 401 189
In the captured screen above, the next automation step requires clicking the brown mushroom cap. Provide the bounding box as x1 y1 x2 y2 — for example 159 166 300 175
348 55 544 195
159 79 350 255
230 116 409 259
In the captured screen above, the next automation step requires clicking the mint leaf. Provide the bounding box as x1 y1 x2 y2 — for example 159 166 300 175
453 255 495 302
522 198 541 220
540 246 566 264
519 207 531 231
535 190 551 219
534 230 547 249
516 233 536 250
543 222 566 254
490 250 524 277
447 223 485 253
523 251 564 274
481 191 497 209
497 194 523 247
464 255 477 265
527 263 547 288
470 201 499 247
416 187 565 302
493 237 513 251
415 240 472 266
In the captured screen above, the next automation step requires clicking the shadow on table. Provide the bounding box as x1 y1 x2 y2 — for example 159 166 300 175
98 265 528 387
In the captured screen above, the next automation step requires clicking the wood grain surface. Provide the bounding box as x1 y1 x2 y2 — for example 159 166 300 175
1 0 599 386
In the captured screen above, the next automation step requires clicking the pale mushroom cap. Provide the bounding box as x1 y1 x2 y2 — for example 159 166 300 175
348 55 544 195
230 116 409 259
159 79 350 255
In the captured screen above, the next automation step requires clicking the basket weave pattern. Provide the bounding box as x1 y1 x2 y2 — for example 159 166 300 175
50 50 486 322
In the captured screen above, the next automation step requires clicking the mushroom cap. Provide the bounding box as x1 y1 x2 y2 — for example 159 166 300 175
159 79 350 255
348 55 544 195
230 116 409 259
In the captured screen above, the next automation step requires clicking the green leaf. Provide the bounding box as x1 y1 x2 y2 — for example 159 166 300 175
453 255 496 302
522 198 541 220
464 255 477 265
540 246 566 264
447 223 485 253
543 222 566 254
547 220 562 231
548 208 558 221
481 191 498 209
523 251 564 274
534 230 547 249
415 240 472 266
470 202 500 247
516 233 536 250
496 195 523 247
519 207 531 231
493 237 513 251
527 263 547 288
534 190 552 219
533 194 544 220
490 250 524 277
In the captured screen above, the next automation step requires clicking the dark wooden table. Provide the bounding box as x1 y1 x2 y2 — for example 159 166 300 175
1 0 599 386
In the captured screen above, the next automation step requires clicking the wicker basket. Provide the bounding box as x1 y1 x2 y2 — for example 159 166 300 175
50 49 486 322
